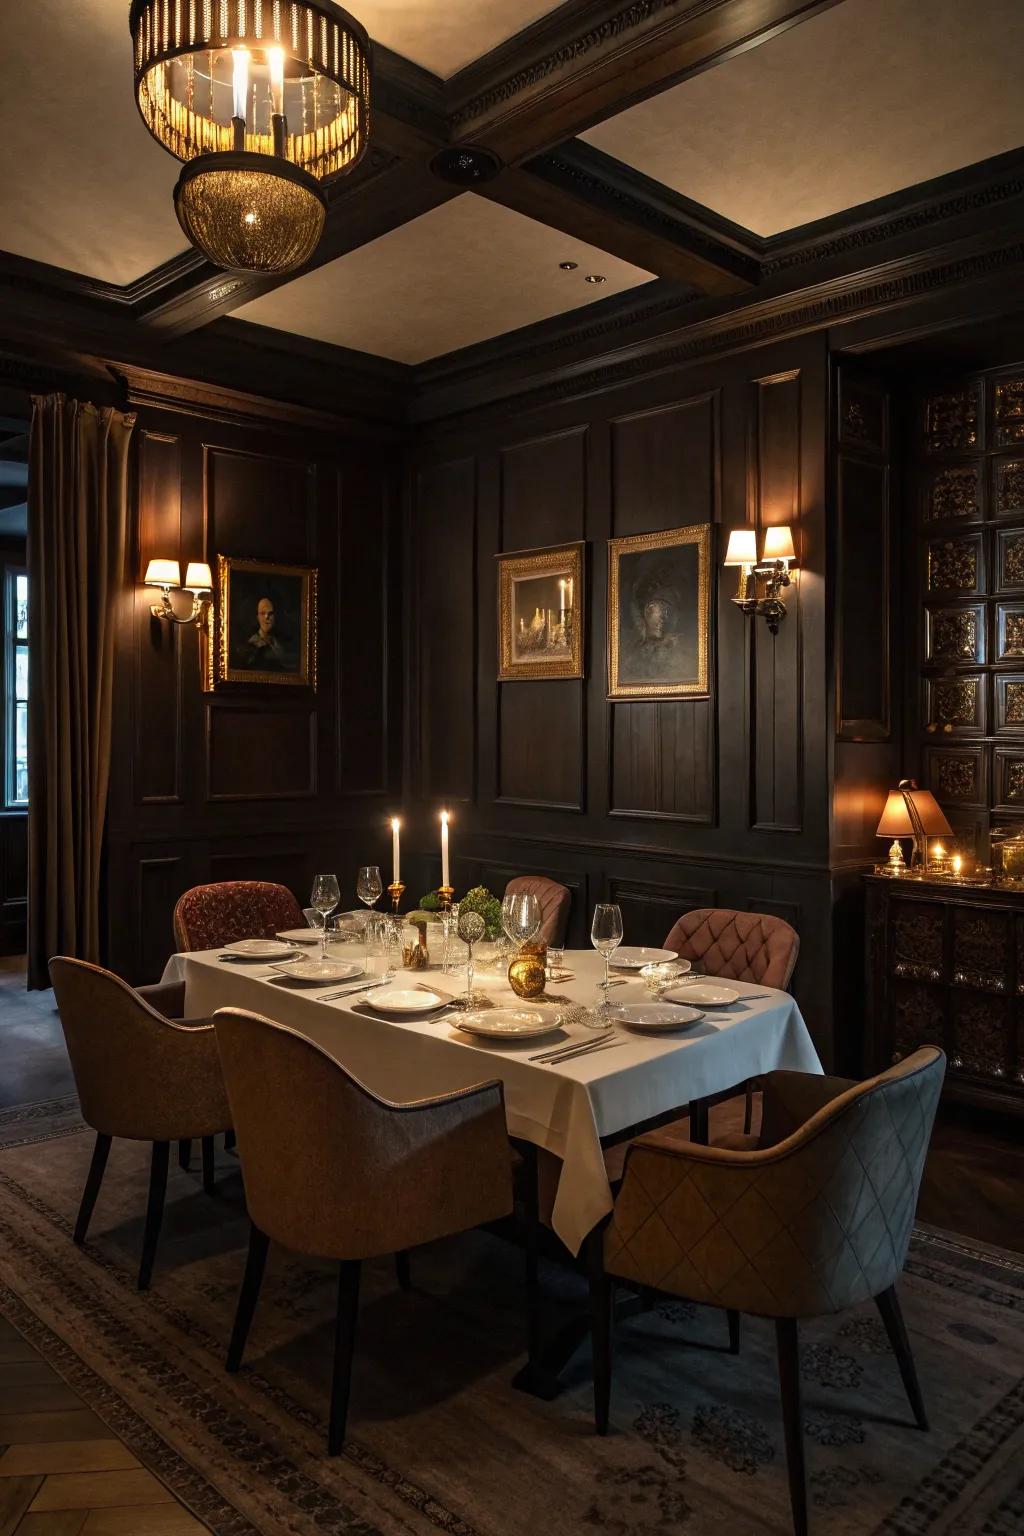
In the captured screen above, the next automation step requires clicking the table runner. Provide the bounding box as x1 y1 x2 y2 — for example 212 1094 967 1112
162 948 821 1254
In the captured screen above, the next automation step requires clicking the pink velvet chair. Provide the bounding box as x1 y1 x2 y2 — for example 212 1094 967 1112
172 880 304 952
664 908 800 1135
504 876 572 948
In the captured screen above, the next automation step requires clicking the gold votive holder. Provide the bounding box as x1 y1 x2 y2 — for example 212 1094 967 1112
508 943 547 999
388 880 405 913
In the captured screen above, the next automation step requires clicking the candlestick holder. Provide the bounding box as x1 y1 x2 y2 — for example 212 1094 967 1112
438 885 455 911
388 880 405 913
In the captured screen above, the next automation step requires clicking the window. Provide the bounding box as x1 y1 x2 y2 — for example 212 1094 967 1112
4 567 27 808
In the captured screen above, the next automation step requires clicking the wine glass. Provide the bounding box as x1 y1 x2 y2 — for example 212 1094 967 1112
457 909 486 1006
310 874 340 962
502 891 541 950
356 865 383 967
587 903 624 1028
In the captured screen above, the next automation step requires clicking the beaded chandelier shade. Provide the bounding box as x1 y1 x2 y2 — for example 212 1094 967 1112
129 0 370 273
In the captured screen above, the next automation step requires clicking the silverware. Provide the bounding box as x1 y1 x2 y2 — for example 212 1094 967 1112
319 979 391 1001
531 1032 617 1063
540 1037 627 1066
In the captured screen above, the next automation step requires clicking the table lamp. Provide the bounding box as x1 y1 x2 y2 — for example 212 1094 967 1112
876 779 952 873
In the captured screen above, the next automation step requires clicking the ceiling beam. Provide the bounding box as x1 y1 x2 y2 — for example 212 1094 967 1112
448 0 847 161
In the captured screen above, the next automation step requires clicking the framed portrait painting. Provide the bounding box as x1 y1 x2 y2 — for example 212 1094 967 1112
498 542 584 680
608 524 711 699
215 556 317 688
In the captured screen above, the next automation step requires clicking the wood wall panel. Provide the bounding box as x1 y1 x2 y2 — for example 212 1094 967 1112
204 445 315 564
752 369 803 832
497 681 584 809
415 457 477 803
500 426 587 549
136 855 184 986
609 699 714 821
205 702 316 801
609 394 718 536
335 462 394 795
607 876 717 949
134 432 183 804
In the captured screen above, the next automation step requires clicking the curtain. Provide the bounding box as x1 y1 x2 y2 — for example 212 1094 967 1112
27 395 135 989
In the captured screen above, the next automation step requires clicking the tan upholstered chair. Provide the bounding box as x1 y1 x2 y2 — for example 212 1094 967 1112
49 957 232 1290
590 1047 945 1536
214 1007 514 1453
664 907 800 1135
172 879 304 951
504 876 571 948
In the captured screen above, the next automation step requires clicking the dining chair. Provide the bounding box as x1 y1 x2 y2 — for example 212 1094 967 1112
665 907 800 1134
589 1046 945 1536
48 957 233 1290
504 876 572 948
172 879 305 952
213 1006 514 1454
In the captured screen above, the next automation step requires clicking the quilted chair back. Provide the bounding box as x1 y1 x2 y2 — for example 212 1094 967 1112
504 876 572 948
173 880 304 951
49 956 230 1142
664 907 799 990
605 1047 945 1320
215 1007 513 1260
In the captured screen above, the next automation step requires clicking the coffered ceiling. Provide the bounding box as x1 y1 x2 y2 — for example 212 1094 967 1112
0 0 1021 369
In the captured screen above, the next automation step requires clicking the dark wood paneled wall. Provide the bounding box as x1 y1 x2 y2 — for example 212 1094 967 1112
106 404 402 983
407 334 849 1066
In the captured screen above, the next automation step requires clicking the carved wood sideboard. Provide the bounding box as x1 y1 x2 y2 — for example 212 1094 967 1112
865 874 1024 1116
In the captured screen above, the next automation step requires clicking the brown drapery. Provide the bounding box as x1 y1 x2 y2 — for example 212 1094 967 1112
27 395 135 989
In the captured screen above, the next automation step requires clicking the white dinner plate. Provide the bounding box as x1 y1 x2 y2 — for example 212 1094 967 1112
610 946 680 970
664 983 738 1007
223 939 299 960
275 928 321 945
608 1002 704 1033
270 958 364 985
454 1008 562 1041
365 987 447 1015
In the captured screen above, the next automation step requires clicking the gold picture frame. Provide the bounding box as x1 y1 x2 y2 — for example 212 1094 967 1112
215 555 318 688
498 542 585 681
608 523 711 699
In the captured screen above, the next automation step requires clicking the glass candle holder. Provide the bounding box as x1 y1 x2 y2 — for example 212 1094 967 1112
640 962 682 997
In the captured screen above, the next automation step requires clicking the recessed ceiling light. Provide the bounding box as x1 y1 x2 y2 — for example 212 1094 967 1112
559 260 578 270
585 274 606 284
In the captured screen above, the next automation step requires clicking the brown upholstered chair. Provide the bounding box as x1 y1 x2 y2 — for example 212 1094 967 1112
49 957 232 1290
504 876 571 948
590 1047 945 1536
214 1007 514 1453
172 879 304 952
665 907 800 1134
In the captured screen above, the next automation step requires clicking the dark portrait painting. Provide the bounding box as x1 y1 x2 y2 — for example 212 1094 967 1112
216 556 317 687
608 525 711 698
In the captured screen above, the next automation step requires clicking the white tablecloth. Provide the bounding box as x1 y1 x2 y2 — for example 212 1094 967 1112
161 948 821 1255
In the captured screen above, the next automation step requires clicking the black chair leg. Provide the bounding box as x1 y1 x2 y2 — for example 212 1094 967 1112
743 1083 754 1135
74 1132 112 1245
226 1224 270 1372
201 1136 216 1195
394 1250 411 1291
690 1100 709 1144
138 1141 170 1292
178 1138 192 1172
588 1230 613 1435
875 1286 929 1430
522 1144 543 1370
775 1317 808 1536
727 1309 741 1355
328 1260 361 1455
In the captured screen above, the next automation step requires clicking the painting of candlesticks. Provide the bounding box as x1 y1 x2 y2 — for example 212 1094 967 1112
497 542 584 680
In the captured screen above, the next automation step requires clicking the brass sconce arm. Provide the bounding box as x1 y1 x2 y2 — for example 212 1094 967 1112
149 586 211 625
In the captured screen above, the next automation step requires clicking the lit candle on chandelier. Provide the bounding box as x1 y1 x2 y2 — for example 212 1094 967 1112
390 817 401 885
231 48 250 149
440 810 450 888
268 46 286 117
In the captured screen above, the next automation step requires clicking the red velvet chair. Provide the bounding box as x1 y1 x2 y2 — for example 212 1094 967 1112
504 876 572 948
664 908 800 1134
172 880 305 952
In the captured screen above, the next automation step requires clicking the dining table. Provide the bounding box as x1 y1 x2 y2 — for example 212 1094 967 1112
161 942 822 1260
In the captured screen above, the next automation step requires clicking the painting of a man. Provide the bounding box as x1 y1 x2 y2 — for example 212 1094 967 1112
217 557 317 687
239 595 289 670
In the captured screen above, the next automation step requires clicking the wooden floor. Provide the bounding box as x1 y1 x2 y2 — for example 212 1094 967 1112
0 1319 210 1535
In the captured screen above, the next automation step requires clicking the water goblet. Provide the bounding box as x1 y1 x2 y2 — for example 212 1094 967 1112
310 874 341 962
586 902 624 1028
457 909 486 1006
502 891 541 950
356 865 383 966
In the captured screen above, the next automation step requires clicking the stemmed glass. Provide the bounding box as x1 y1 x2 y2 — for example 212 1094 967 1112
356 865 383 968
457 909 486 1006
310 874 341 963
586 903 624 1028
502 891 541 950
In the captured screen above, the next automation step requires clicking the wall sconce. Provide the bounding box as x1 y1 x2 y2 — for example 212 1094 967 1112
144 559 213 625
723 526 797 635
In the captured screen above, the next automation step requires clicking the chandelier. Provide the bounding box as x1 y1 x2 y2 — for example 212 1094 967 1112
130 1 370 274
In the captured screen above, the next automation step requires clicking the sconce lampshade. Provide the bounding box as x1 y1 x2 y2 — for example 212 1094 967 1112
184 562 214 592
762 525 796 563
144 558 181 588
724 529 757 566
876 786 952 839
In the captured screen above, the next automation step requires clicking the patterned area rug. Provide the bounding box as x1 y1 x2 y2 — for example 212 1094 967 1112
0 1099 1022 1536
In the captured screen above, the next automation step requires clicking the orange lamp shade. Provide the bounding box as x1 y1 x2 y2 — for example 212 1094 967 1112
876 787 952 839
